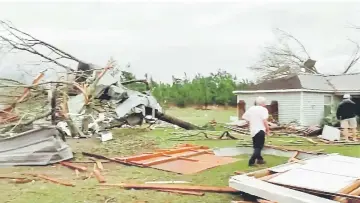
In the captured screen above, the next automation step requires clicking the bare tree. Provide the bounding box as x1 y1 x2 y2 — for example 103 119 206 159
250 28 318 81
0 20 83 72
343 39 360 73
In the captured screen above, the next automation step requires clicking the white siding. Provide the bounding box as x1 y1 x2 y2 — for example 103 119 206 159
236 92 301 125
302 92 333 126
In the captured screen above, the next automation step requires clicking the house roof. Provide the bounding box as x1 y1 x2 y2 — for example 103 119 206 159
241 73 360 93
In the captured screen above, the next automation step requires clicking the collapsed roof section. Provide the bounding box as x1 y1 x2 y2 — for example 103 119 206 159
67 70 162 127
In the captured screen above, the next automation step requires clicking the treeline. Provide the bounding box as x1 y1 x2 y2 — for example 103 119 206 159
120 69 253 107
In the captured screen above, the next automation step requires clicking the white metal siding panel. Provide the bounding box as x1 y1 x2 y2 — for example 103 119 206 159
236 92 301 125
302 92 333 126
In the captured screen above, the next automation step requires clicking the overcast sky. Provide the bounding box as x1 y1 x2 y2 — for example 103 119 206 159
0 0 360 83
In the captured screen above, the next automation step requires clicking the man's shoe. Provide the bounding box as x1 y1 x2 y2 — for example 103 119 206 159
257 160 266 165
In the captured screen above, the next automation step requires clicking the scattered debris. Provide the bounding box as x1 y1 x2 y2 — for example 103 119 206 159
213 146 323 159
226 120 323 137
168 130 238 141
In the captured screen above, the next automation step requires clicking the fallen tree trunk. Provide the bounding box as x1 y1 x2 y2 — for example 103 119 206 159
155 111 201 130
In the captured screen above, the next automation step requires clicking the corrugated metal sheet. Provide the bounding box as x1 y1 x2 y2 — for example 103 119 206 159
0 127 73 166
237 92 301 124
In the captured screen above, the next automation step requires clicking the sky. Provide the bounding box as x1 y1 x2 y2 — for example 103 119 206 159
0 0 360 83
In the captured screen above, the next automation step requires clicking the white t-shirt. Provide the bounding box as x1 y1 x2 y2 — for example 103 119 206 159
242 106 269 137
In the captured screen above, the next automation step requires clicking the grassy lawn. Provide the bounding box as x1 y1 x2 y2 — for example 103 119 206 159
0 107 359 203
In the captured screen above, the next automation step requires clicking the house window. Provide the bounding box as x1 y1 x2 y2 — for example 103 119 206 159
324 95 333 117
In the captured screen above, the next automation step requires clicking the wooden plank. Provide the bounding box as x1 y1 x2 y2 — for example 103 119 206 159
101 183 239 193
247 169 271 178
27 174 75 187
334 180 360 202
117 145 209 162
259 173 281 181
93 169 106 183
60 161 87 171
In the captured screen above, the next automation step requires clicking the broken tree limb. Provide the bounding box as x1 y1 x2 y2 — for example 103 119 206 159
155 111 201 130
82 152 133 166
50 88 57 125
0 110 51 133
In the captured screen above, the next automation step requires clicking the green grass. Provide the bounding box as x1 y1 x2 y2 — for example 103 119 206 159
1 107 359 203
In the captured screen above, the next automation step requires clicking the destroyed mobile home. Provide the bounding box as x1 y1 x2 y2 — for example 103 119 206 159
0 63 202 166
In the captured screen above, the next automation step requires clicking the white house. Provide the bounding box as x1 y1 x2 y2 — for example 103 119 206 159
233 73 360 126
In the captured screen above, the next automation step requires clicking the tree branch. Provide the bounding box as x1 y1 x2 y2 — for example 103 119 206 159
344 39 360 74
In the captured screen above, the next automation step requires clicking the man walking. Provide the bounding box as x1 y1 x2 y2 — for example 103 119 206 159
336 94 358 141
242 96 270 166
